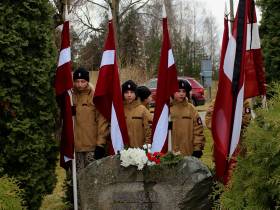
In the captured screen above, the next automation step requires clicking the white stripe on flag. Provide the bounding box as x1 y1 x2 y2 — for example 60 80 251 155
151 104 169 153
229 84 244 157
58 47 71 67
246 23 261 50
111 103 124 153
100 50 115 68
168 49 175 68
223 35 236 82
64 156 72 162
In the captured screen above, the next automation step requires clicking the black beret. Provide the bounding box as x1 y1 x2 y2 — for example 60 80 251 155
122 80 137 93
73 67 89 82
178 79 192 92
136 86 151 101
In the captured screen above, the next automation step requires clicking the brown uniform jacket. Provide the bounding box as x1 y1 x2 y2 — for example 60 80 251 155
124 100 152 148
170 100 205 156
205 99 251 130
73 85 109 152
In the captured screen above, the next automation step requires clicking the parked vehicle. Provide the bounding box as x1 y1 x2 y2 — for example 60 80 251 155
145 77 205 107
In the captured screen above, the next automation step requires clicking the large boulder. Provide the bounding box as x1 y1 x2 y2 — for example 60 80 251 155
78 155 213 210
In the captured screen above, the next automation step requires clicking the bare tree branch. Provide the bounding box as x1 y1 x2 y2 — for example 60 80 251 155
119 0 143 19
87 0 108 10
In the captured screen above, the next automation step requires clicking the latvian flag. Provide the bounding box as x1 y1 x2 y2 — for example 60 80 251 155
55 20 75 169
93 10 129 154
212 0 266 184
151 4 178 153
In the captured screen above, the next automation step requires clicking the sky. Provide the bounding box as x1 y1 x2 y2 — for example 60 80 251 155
205 0 261 32
205 0 227 32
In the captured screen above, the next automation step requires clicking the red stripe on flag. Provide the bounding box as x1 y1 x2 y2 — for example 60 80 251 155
151 17 178 153
93 20 129 154
212 0 266 184
55 21 74 169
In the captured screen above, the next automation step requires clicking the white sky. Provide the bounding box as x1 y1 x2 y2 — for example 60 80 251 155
204 0 261 32
204 0 227 32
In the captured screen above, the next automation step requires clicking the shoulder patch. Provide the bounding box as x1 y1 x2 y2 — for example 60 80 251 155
245 107 251 114
197 117 202 125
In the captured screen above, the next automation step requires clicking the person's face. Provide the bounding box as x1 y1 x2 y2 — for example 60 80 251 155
74 79 88 91
143 95 152 106
124 90 136 103
174 89 186 102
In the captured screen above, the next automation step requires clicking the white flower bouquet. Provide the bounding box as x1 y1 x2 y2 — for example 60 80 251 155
120 144 164 170
120 148 148 170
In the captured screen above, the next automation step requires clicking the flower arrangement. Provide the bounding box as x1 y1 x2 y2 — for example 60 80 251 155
120 148 148 170
120 144 164 170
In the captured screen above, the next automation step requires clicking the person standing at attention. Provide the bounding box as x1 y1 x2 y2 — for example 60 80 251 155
136 85 152 109
72 67 109 172
170 79 205 158
122 80 152 148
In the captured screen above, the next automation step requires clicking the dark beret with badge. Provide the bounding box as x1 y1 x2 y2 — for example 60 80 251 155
178 79 192 92
73 67 89 82
122 80 137 93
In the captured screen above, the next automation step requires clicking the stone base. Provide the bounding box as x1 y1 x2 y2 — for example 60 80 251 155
78 155 213 210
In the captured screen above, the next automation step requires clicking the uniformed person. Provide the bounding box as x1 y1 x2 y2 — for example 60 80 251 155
122 80 153 148
136 86 152 109
72 67 109 172
170 79 205 158
205 99 251 130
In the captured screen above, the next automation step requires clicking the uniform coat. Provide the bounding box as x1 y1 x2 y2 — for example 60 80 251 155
205 99 251 130
123 100 152 148
170 100 205 156
73 85 109 152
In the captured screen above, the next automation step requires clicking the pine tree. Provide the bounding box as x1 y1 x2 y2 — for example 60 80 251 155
0 1 58 209
258 0 280 83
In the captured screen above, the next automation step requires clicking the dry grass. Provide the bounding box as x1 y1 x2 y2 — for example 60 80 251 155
40 161 67 210
89 66 149 87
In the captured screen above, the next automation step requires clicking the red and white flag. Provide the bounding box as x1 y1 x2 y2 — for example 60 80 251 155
151 4 178 153
93 11 129 154
212 0 266 184
55 20 75 168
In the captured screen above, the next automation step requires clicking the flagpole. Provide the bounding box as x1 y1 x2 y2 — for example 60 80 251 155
229 0 234 32
72 152 78 210
68 90 78 210
69 91 78 210
63 3 78 209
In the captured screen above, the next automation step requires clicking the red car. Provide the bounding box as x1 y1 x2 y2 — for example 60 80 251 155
144 77 205 106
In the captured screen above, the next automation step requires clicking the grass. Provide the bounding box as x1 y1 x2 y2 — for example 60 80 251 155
201 128 215 169
40 161 67 210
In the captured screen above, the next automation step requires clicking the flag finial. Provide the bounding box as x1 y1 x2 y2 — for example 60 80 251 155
162 1 167 18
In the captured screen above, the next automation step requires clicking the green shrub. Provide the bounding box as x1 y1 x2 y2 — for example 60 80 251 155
0 175 25 210
0 1 58 209
219 84 280 209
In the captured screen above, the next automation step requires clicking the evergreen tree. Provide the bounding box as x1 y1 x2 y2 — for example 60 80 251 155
219 84 280 209
119 8 143 67
257 0 280 83
0 1 58 209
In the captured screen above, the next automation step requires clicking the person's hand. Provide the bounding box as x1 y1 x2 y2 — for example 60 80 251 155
192 150 203 158
94 146 105 160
